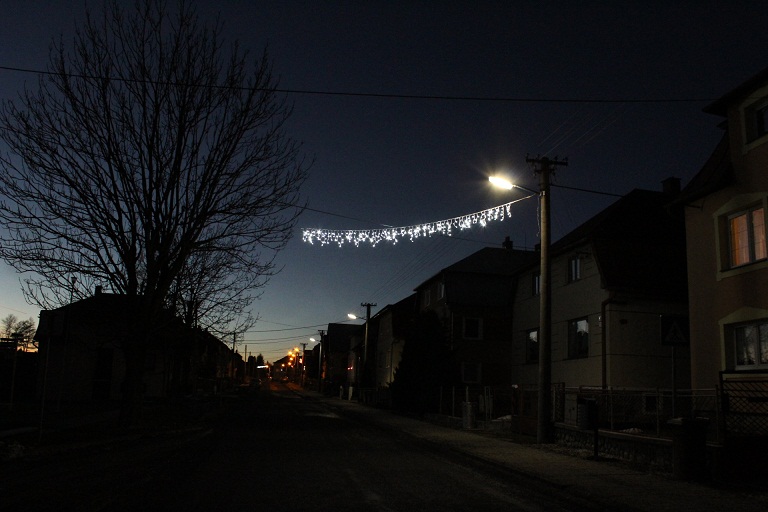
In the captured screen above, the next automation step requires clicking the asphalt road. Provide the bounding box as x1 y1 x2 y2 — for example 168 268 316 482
2 383 590 512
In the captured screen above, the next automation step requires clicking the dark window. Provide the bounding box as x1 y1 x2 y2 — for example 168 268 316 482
745 98 768 143
734 321 768 369
531 272 540 296
568 255 581 282
568 317 589 359
526 329 538 363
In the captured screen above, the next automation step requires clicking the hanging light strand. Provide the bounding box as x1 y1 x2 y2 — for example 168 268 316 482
302 195 536 247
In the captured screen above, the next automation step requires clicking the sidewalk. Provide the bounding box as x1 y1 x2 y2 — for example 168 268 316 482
295 385 768 512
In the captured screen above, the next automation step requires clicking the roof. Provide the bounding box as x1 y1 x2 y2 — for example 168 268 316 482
415 246 538 290
676 132 734 204
325 322 364 352
552 188 688 298
704 66 768 117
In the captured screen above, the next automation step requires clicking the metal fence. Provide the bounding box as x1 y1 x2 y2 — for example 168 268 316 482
435 384 723 441
720 373 768 438
562 386 720 441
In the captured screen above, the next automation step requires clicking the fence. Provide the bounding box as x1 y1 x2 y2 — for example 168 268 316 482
435 384 722 441
436 385 516 425
562 386 720 441
720 373 768 438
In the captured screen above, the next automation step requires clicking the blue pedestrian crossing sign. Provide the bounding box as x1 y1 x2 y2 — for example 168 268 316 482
660 315 689 346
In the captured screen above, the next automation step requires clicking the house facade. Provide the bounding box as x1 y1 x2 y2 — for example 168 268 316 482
415 241 538 386
512 184 690 409
321 322 363 396
679 69 768 441
35 289 233 402
373 294 417 389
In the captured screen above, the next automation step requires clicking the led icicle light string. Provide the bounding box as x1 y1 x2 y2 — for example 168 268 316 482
302 195 536 247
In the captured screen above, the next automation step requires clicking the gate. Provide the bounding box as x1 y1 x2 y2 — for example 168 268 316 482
720 372 768 438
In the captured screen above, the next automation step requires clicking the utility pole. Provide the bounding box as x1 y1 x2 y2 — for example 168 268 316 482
317 329 325 392
231 332 237 384
526 154 568 444
359 302 376 395
300 342 307 386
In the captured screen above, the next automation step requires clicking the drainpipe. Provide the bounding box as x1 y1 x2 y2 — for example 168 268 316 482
601 292 616 390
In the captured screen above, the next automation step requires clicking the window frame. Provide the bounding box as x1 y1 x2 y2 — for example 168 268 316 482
715 195 768 280
531 271 540 296
525 328 539 364
568 255 581 283
743 94 768 146
567 317 589 359
726 205 767 268
733 320 768 370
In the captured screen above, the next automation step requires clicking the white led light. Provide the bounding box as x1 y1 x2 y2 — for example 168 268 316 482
302 197 534 247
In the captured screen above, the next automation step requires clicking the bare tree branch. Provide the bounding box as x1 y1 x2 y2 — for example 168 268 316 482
0 0 308 423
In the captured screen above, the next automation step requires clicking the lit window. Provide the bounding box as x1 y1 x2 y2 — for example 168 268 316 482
568 317 589 359
526 329 538 363
728 206 766 267
568 255 581 282
735 321 768 369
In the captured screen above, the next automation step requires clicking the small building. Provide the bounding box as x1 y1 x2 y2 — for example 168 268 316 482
512 183 689 392
415 240 538 386
373 294 417 389
678 67 768 447
35 289 232 402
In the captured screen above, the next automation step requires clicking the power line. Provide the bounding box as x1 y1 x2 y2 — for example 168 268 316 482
0 64 720 104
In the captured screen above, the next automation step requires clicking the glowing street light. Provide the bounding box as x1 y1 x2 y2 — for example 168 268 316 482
488 175 537 194
490 158 567 444
488 175 514 190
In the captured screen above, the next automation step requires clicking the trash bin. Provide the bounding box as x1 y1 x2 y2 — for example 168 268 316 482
462 402 477 429
667 417 710 481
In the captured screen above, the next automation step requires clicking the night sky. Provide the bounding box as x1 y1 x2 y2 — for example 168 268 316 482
1 1 768 362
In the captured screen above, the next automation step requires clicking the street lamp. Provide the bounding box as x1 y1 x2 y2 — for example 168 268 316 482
488 175 537 195
310 336 322 390
489 159 565 444
348 303 376 401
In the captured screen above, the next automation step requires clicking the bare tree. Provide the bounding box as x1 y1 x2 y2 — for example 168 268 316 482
1 314 37 351
0 0 307 425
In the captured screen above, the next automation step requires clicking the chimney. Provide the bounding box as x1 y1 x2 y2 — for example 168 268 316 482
502 236 513 250
94 285 102 296
662 177 680 196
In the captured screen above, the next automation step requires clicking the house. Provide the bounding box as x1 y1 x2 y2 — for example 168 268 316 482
321 322 363 396
415 240 538 386
34 288 233 402
678 68 768 443
373 294 418 389
511 182 690 427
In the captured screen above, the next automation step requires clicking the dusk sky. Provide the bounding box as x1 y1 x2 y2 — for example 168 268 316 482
1 1 768 362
